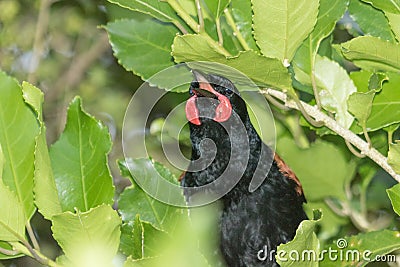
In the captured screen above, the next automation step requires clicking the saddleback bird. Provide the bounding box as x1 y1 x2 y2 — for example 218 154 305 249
181 70 308 267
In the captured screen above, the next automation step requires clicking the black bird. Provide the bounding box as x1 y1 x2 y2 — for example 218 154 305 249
180 71 307 267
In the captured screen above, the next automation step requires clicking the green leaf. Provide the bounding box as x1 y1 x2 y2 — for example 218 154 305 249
277 137 356 201
105 19 178 84
0 72 39 221
386 12 400 41
277 210 321 267
204 0 230 18
50 97 114 212
347 91 375 128
387 183 400 216
360 0 400 14
118 160 187 232
21 82 63 220
368 72 388 91
348 0 396 42
341 36 400 72
107 0 184 24
253 0 319 65
299 56 356 128
388 142 400 174
229 0 258 50
0 181 25 242
293 0 348 77
52 205 121 267
172 35 293 90
320 230 400 266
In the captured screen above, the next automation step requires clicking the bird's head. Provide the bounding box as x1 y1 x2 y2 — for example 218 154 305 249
185 70 248 126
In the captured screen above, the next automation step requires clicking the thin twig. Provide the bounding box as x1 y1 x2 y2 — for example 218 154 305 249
345 140 366 158
216 17 223 45
168 0 199 33
0 246 19 256
224 8 250 51
28 0 52 84
195 0 204 32
263 88 400 183
26 222 40 251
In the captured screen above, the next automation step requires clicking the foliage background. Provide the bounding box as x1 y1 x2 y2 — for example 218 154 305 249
1 0 400 266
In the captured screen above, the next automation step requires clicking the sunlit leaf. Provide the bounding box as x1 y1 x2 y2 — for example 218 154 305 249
52 205 121 267
297 56 356 128
50 97 114 212
0 72 39 221
253 0 319 64
0 181 25 242
21 82 63 220
386 12 400 40
348 91 375 128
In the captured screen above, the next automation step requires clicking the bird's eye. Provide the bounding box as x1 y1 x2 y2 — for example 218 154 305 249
225 87 233 95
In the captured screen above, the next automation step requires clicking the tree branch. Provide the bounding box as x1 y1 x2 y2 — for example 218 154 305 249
262 88 400 183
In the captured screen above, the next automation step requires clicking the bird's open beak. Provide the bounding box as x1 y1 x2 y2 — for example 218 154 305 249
186 70 232 125
191 70 217 98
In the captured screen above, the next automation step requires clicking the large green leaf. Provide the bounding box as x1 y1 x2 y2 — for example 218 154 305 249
360 0 400 14
21 82 63 220
107 0 184 24
320 230 400 266
277 136 356 201
387 183 400 216
118 159 187 232
252 0 319 65
105 19 178 82
277 210 321 267
341 36 400 72
172 34 293 90
348 0 396 41
52 205 121 267
50 97 114 212
0 72 39 221
229 0 258 50
0 181 25 242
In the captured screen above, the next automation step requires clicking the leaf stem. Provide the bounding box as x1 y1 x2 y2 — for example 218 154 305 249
195 0 204 32
224 8 250 51
216 17 224 45
167 0 199 33
26 221 40 251
0 246 19 256
263 88 400 183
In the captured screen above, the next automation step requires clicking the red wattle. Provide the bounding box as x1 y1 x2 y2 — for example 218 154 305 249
185 95 201 125
214 94 232 123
